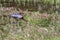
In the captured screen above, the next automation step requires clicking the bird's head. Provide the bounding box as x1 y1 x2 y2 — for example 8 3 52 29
16 8 24 15
17 8 23 13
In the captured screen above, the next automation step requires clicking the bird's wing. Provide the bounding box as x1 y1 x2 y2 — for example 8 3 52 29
11 14 23 18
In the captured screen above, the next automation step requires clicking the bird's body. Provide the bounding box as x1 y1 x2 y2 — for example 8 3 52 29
10 13 23 19
10 13 27 22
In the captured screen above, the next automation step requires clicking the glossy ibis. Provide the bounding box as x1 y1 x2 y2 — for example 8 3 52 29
10 8 27 22
0 8 27 25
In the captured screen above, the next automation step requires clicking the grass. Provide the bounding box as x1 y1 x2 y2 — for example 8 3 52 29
0 9 60 40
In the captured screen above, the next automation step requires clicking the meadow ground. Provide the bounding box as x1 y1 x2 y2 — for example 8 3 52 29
0 7 60 40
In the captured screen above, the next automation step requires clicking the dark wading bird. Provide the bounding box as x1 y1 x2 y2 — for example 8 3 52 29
0 8 27 25
10 8 27 22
